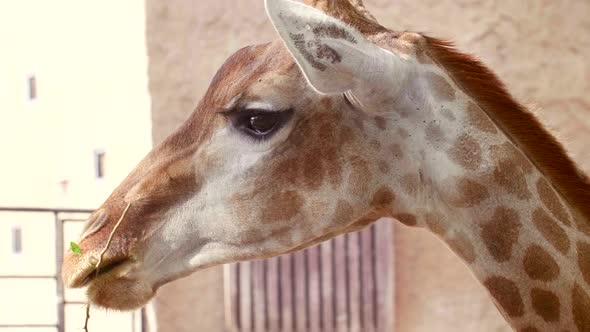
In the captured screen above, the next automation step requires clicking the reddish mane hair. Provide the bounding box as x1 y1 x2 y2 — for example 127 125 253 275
424 36 590 222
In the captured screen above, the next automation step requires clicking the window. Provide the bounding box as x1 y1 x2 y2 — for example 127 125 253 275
11 226 22 254
27 75 37 100
94 150 106 179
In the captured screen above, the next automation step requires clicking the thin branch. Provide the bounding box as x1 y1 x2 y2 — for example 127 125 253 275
83 202 132 331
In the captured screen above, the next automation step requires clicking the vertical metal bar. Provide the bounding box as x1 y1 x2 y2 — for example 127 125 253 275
293 250 307 331
348 231 362 332
361 226 376 332
141 307 147 332
266 256 281 331
252 260 266 332
307 245 321 332
334 235 348 331
279 254 294 332
320 240 334 332
239 261 253 332
224 263 240 332
375 220 394 331
54 211 65 332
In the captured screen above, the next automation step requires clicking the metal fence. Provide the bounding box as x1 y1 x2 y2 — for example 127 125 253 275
0 207 146 332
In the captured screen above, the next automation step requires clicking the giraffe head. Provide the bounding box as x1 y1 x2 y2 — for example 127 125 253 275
62 0 434 310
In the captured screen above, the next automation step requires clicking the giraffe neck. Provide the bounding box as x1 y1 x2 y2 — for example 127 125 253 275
372 65 590 331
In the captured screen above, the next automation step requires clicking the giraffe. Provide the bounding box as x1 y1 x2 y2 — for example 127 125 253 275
61 0 590 330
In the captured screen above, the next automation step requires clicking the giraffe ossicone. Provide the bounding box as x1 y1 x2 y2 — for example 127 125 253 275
62 0 590 330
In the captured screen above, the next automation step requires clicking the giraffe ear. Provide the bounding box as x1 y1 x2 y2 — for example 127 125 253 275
265 0 407 109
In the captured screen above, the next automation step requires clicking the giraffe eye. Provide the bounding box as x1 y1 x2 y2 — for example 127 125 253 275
228 108 293 140
248 114 281 135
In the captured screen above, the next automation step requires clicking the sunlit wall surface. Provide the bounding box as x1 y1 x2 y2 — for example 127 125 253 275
0 0 152 331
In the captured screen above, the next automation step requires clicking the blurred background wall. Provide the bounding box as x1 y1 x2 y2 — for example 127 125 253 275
145 0 590 332
0 0 152 330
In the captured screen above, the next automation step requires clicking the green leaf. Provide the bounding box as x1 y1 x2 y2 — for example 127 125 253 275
70 241 82 256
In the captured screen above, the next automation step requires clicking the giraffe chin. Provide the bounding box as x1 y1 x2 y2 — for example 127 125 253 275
86 274 155 311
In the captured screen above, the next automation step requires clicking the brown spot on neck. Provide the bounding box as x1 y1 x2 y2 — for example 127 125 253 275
350 110 368 131
572 283 590 332
447 231 476 263
374 116 387 130
536 178 572 227
390 144 404 160
301 148 327 189
393 213 417 227
427 72 455 102
490 142 534 175
332 200 354 226
324 147 343 187
532 208 570 255
266 109 346 191
397 127 410 140
492 159 532 200
378 160 390 174
338 125 356 146
401 174 418 196
481 207 521 262
424 212 447 236
523 245 560 281
466 102 497 134
367 185 397 224
577 242 590 288
425 123 445 147
348 156 372 196
371 186 395 208
261 191 304 224
484 276 524 318
531 288 560 322
440 107 456 121
369 139 382 151
302 147 327 189
449 134 482 171
448 177 489 208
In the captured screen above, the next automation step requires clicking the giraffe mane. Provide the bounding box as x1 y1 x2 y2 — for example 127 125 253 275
423 35 590 222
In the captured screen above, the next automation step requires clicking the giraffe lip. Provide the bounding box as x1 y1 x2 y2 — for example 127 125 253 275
69 258 130 288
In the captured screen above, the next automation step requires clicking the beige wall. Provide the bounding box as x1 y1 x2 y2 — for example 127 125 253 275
0 1 153 209
0 0 152 330
145 1 590 331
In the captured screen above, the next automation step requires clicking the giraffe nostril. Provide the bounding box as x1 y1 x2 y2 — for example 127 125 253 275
81 209 109 239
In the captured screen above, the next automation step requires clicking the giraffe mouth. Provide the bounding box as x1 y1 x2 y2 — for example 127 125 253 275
67 257 130 288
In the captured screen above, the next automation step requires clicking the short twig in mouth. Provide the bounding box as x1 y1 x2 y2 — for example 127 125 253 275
84 202 132 332
95 203 132 277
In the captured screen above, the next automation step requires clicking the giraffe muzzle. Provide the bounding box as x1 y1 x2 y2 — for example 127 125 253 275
64 254 131 288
